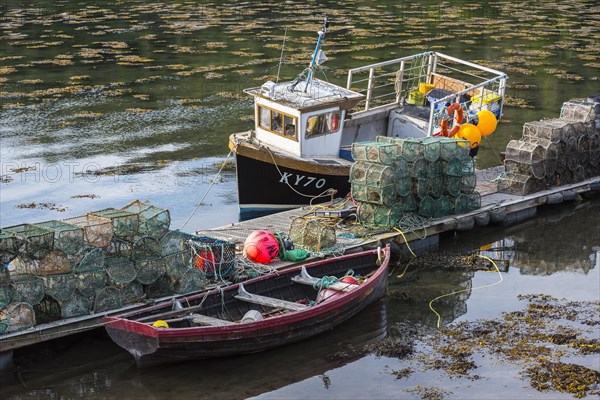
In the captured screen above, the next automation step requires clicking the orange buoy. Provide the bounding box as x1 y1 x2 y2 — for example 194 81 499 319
243 230 280 264
194 250 217 272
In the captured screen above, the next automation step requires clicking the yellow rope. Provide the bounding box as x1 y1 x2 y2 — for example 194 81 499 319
392 227 417 257
428 254 504 328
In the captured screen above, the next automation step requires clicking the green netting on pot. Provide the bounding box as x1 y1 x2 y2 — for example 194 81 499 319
577 134 590 167
421 137 442 162
349 162 396 187
425 160 442 179
121 281 145 305
409 157 427 178
132 236 162 259
396 176 412 196
439 138 470 161
38 250 71 276
376 135 404 155
402 138 425 162
175 268 207 294
104 257 137 285
1 231 23 264
461 175 477 194
397 193 417 212
43 273 76 302
352 141 397 165
63 215 113 248
418 196 435 218
89 208 140 241
394 156 409 177
589 133 600 167
121 200 171 240
413 178 430 198
11 274 44 305
429 176 444 198
351 182 396 206
0 302 36 334
34 220 85 256
73 247 105 273
10 256 39 275
0 285 13 309
445 176 462 196
160 230 188 255
466 192 481 211
94 286 122 313
104 238 133 259
34 296 61 324
187 237 236 278
565 136 578 172
573 165 586 182
134 257 164 285
289 217 337 252
146 274 174 298
59 291 91 318
162 252 191 280
357 203 402 227
434 196 453 218
2 224 54 260
443 157 471 177
453 194 470 214
74 269 106 300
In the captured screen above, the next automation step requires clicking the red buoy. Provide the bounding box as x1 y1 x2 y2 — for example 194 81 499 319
243 230 280 264
194 251 217 272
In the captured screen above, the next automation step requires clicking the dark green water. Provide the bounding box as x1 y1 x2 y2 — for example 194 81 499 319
1 1 599 398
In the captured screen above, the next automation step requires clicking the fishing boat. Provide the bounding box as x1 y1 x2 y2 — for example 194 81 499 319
103 245 390 367
229 18 508 219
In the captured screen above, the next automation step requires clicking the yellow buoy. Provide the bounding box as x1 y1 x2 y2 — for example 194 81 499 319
476 110 497 136
456 123 482 149
152 320 169 329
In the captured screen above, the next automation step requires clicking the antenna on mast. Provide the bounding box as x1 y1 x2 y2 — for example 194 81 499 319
304 16 329 92
276 27 288 84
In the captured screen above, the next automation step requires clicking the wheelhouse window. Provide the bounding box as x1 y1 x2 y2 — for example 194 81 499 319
257 105 297 140
305 111 341 138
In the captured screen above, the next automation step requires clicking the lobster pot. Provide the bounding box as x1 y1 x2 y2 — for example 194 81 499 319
565 136 578 172
394 156 410 177
3 224 54 260
525 138 558 176
43 273 75 302
505 140 546 179
351 182 396 206
504 160 546 181
146 274 175 298
396 176 412 197
163 252 191 280
421 137 442 162
589 133 600 167
376 135 404 155
132 236 162 259
160 230 189 255
121 200 171 240
461 174 477 194
74 269 106 300
0 302 36 334
425 160 442 179
413 178 430 198
0 232 22 265
11 274 44 305
187 237 236 278
38 250 71 275
94 286 122 313
357 203 402 227
401 138 425 162
397 193 417 212
134 257 164 285
289 218 336 252
443 157 473 177
452 195 469 215
34 297 61 323
409 157 427 178
434 196 453 218
573 165 586 183
64 215 113 248
498 173 542 195
59 291 91 318
429 176 444 198
74 248 105 273
0 285 12 309
121 281 145 304
89 208 139 241
445 176 462 196
349 161 396 186
577 135 590 167
351 142 396 165
175 268 207 294
439 138 470 161
466 192 481 211
556 142 568 174
104 257 137 286
34 220 85 256
104 238 133 259
522 119 572 143
10 256 39 275
418 196 435 218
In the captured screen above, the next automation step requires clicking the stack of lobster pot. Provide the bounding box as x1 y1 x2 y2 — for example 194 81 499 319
500 97 600 195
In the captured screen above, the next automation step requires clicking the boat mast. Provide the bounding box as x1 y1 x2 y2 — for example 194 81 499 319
304 16 329 92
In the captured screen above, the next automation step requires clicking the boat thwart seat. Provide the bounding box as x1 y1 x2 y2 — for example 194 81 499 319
235 284 307 311
291 266 359 292
188 313 236 327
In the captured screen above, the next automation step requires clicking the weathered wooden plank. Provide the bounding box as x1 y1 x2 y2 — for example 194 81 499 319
234 284 307 311
189 313 236 327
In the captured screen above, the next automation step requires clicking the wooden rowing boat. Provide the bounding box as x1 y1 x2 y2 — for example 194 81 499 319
103 246 390 367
